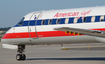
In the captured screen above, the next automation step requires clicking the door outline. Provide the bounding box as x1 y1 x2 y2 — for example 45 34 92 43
28 12 42 39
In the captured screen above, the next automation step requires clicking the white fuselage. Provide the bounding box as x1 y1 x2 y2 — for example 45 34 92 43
2 6 105 45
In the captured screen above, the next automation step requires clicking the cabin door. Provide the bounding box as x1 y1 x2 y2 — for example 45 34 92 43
28 12 42 38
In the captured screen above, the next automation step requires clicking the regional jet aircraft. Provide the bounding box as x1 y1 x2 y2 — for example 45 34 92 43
2 6 105 60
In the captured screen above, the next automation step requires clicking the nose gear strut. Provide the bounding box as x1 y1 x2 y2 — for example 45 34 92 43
16 45 26 60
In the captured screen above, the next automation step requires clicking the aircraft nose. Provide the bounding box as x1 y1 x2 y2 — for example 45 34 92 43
1 33 7 44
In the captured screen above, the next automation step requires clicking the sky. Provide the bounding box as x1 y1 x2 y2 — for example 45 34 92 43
0 0 105 28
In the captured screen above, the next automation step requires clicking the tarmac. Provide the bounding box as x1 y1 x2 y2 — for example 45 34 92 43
0 42 105 64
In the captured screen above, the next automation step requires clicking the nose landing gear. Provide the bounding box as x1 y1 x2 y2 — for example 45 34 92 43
16 54 26 60
16 45 26 60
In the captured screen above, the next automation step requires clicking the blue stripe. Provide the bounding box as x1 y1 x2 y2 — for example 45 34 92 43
29 20 36 26
77 17 82 23
104 16 105 21
60 18 65 24
86 16 91 22
23 21 29 26
51 19 57 25
14 15 105 27
68 18 74 23
95 16 100 22
36 20 42 25
45 19 49 25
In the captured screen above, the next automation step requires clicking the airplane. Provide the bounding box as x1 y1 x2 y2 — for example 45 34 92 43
1 6 105 61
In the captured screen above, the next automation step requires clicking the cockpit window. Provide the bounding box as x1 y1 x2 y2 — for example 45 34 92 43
18 17 25 26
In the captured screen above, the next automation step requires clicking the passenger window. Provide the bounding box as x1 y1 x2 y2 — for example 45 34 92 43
42 20 45 25
65 18 69 24
100 15 104 21
18 17 25 26
56 19 60 24
49 19 52 25
91 16 95 22
74 17 77 23
83 17 87 22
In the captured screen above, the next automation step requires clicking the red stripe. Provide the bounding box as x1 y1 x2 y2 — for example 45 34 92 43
2 31 81 39
2 28 105 39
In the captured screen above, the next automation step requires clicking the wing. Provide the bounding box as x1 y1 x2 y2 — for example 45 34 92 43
54 27 105 38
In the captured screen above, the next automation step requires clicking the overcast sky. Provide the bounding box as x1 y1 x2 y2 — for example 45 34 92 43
0 0 105 27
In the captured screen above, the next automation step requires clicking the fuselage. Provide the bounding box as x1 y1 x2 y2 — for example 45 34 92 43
2 6 105 45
